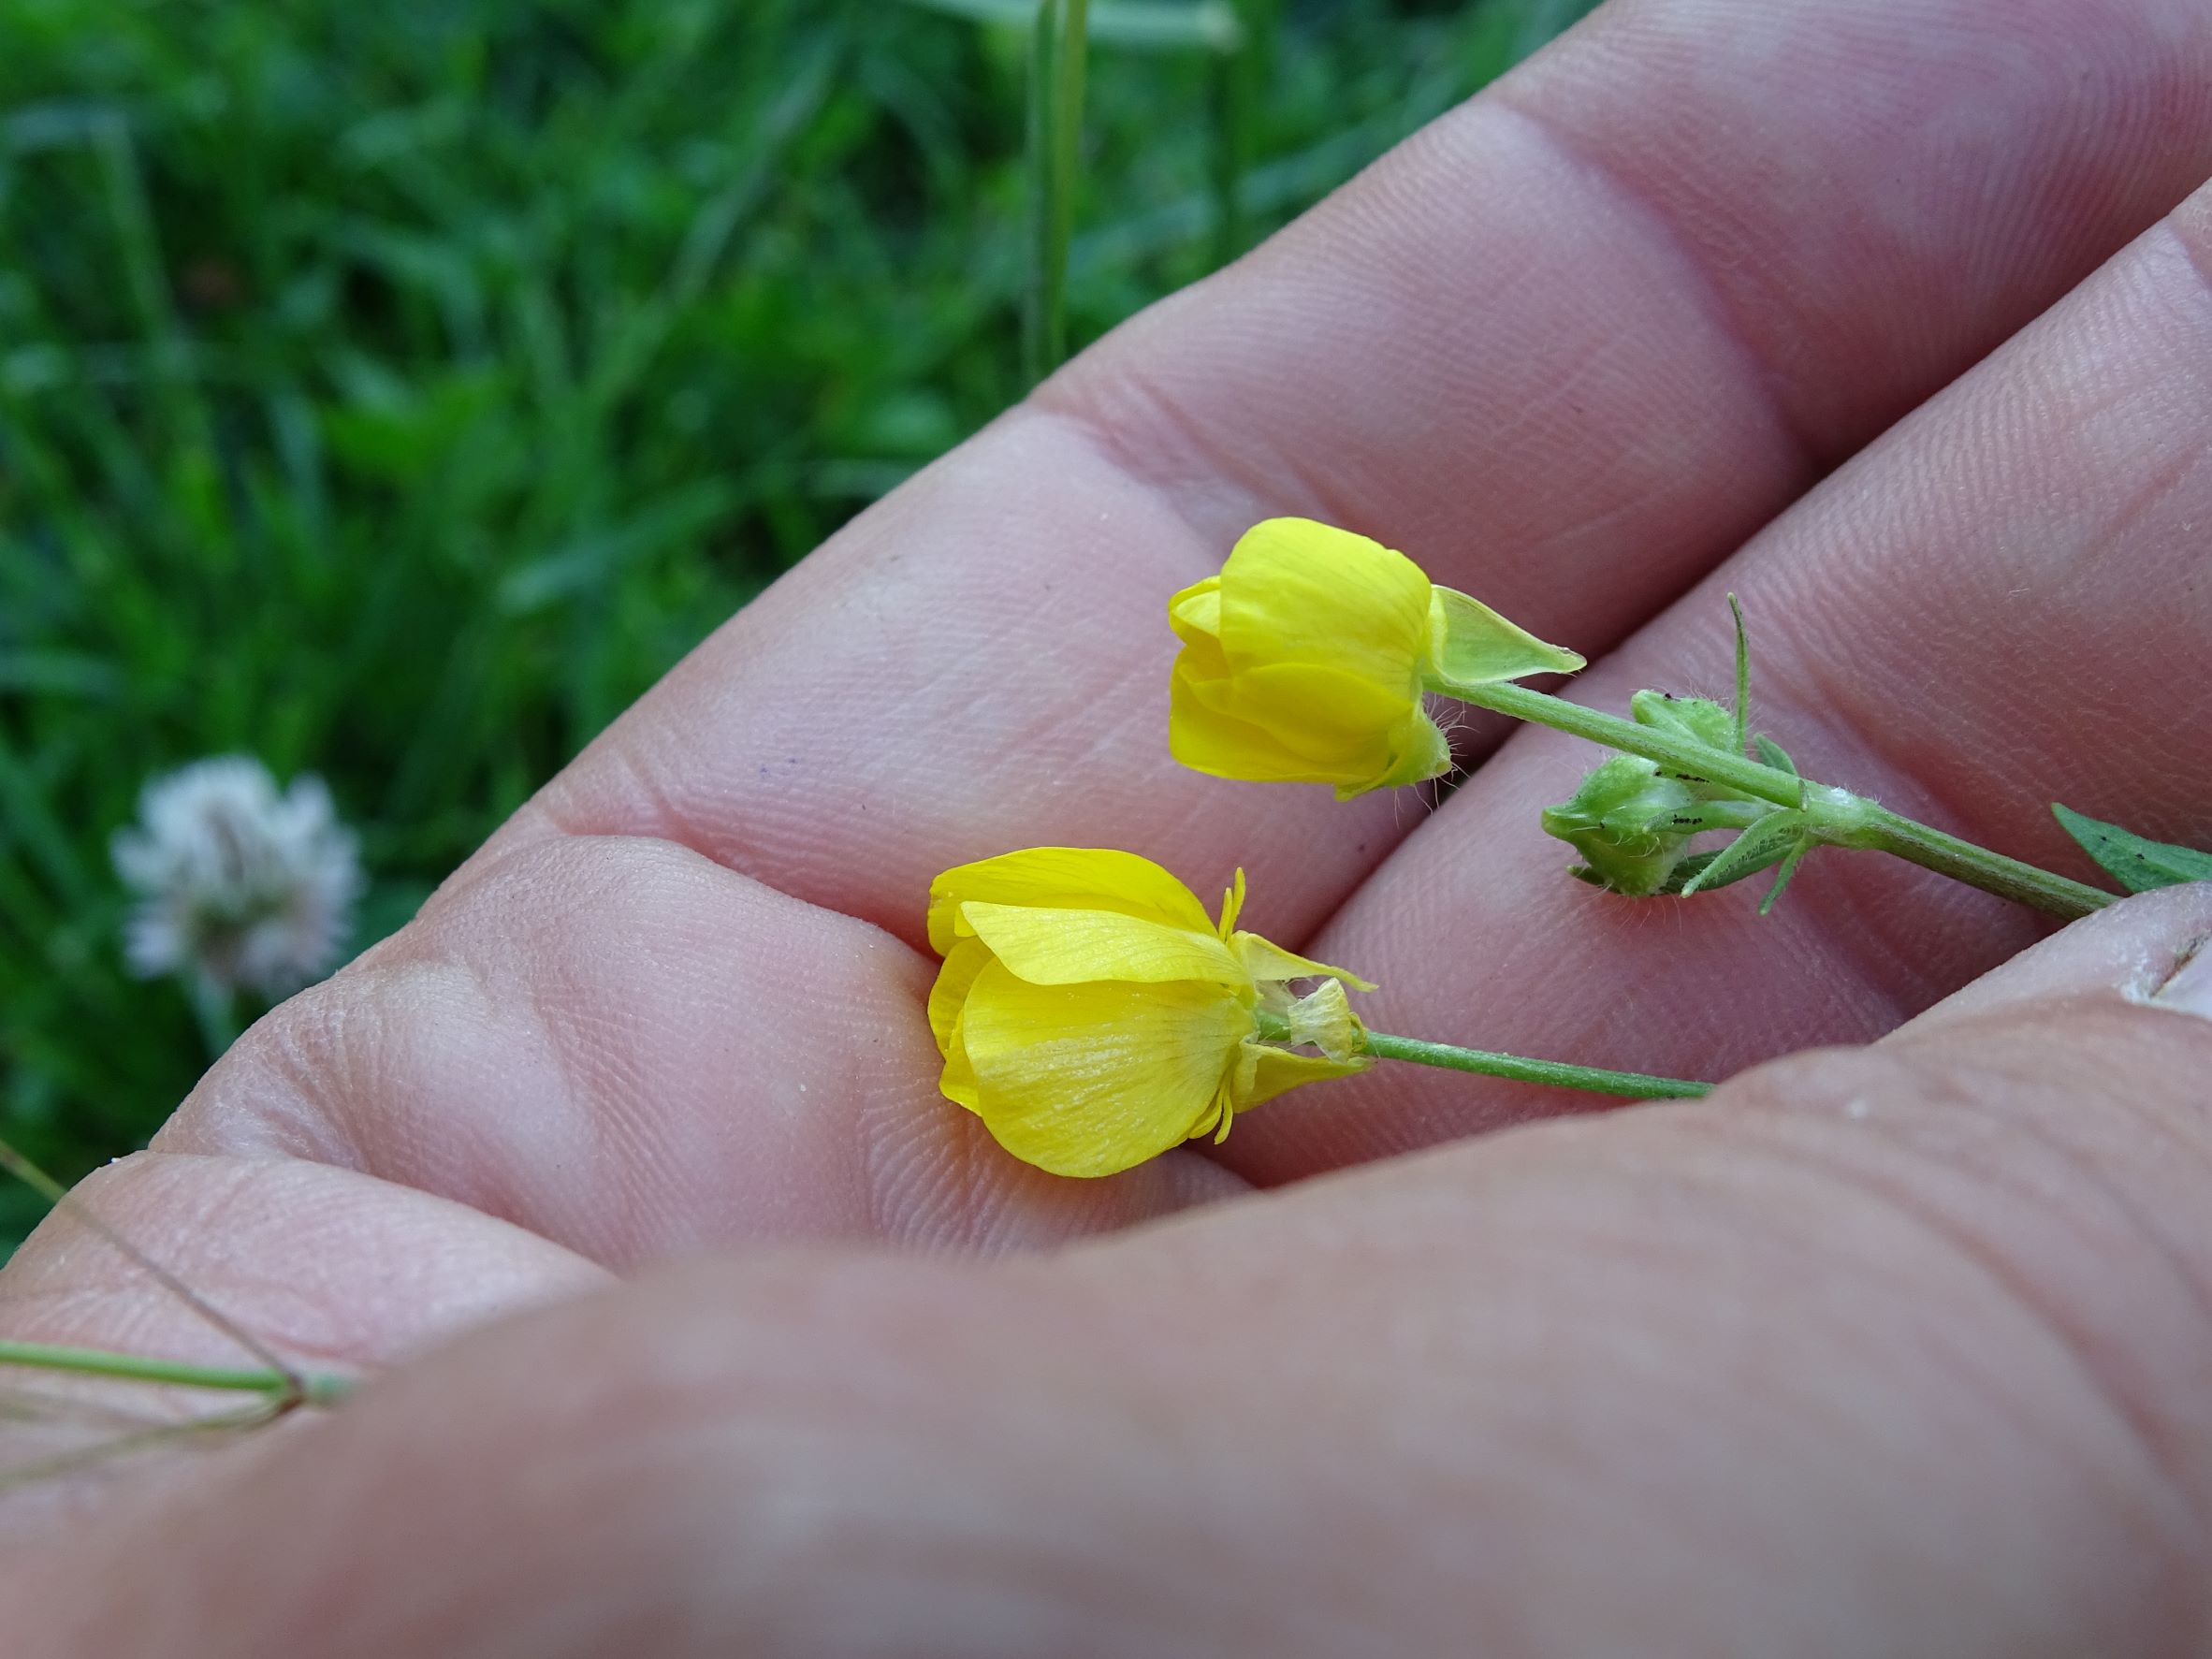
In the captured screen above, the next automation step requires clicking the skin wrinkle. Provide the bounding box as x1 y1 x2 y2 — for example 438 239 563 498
1467 1121 2131 1547
1718 1044 2201 1600
322 956 579 1230
164 970 385 1170
1882 1005 2212 1356
1027 379 1353 558
1777 264 2212 822
1719 1038 2212 1576
481 841 909 1259
2147 934 2212 1000
1514 0 2212 447
1477 93 1822 471
1048 98 1804 644
498 851 795 1250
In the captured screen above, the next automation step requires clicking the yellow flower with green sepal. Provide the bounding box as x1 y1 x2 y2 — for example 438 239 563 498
1169 517 1584 799
927 847 1373 1177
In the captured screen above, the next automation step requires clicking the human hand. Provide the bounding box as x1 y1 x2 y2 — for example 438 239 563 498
6 0 2212 1651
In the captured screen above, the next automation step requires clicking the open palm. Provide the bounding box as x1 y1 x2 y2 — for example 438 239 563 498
7 3 2212 1652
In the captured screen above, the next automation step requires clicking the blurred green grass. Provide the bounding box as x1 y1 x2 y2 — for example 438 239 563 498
0 0 1592 1241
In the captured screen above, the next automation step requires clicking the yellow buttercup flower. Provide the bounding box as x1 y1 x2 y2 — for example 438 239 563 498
927 847 1375 1178
1169 517 1585 798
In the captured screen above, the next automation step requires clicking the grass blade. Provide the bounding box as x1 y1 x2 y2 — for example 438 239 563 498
903 0 1237 51
0 1140 299 1390
1025 0 1093 385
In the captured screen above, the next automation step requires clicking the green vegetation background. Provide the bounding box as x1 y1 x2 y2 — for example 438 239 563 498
0 0 1592 1244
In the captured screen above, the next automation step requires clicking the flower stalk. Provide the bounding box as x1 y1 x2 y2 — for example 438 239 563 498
1361 1032 1711 1099
1246 1009 1711 1099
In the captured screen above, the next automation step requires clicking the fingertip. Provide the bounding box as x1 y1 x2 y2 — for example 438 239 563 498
1889 883 2212 1038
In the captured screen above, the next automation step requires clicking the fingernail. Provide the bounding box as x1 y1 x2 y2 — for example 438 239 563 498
2153 940 2212 1017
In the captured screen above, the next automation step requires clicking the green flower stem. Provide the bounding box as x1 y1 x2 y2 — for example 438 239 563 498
1448 679 2113 920
1450 680 1806 807
1829 801 2114 920
0 1339 355 1407
1361 1031 1712 1099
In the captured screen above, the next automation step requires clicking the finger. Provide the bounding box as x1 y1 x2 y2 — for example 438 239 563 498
1895 883 2212 1037
495 0 2212 956
1234 179 2212 1180
19 898 2212 1656
157 834 1244 1262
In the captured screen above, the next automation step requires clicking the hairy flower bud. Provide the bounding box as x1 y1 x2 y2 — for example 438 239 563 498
1541 755 1706 896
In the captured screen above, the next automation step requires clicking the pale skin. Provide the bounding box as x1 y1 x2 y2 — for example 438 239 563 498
6 0 2212 1650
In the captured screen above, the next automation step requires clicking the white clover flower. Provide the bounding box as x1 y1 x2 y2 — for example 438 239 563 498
111 757 363 998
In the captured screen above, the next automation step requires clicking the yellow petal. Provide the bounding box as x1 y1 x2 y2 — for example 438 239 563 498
1232 1041 1371 1110
1230 931 1378 994
958 962 1248 1178
1187 659 1450 798
960 903 1246 988
1167 576 1224 648
1218 518 1432 690
927 936 995 1055
1171 669 1351 783
940 1010 982 1113
1228 662 1419 756
928 847 1214 957
1426 586 1586 688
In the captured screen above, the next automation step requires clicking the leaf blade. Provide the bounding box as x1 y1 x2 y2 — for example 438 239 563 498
2052 805 2212 894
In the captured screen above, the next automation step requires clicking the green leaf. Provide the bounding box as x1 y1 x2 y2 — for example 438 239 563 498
1753 735 1797 777
2051 805 2212 893
1678 809 1805 898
